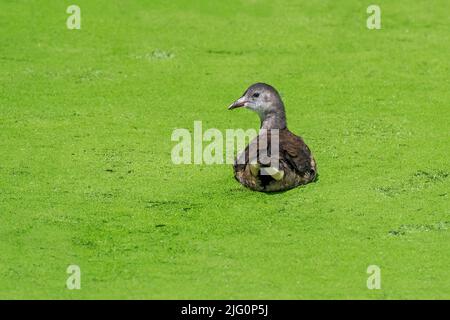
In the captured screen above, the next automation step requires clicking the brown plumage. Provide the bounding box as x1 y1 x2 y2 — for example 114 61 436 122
228 83 317 192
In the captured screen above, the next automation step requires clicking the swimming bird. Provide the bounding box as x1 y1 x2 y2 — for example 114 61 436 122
228 83 317 192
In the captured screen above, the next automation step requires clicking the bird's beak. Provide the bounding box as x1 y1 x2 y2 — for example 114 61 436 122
228 96 248 110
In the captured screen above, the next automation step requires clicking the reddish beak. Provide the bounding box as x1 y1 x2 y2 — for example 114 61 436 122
228 96 247 110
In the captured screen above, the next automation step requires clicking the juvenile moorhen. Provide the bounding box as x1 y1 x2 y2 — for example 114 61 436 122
228 83 317 192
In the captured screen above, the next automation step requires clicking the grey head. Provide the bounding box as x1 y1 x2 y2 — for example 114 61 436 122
228 83 287 129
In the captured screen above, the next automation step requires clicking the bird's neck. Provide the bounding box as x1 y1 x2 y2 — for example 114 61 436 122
260 111 287 130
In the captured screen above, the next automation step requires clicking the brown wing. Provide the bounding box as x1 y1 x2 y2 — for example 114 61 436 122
233 129 317 190
234 130 315 172
279 129 316 178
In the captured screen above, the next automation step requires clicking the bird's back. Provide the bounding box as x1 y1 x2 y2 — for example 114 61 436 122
233 129 317 192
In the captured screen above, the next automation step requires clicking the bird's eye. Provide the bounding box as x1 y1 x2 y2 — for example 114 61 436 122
252 93 260 98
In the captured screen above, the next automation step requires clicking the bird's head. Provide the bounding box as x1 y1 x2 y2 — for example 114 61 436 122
228 83 285 119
